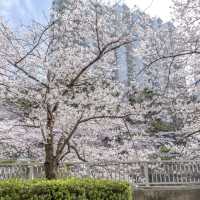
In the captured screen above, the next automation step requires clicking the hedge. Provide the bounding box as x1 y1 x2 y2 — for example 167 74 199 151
0 178 133 200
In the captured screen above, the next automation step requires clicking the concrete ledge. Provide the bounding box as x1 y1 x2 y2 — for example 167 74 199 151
134 185 200 200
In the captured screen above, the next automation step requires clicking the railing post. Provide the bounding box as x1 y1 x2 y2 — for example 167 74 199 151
28 165 34 180
82 163 88 178
144 162 149 186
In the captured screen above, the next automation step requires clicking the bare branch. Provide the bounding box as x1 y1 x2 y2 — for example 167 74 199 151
55 112 84 158
69 145 87 162
79 114 131 124
184 129 200 138
7 60 49 88
137 50 200 77
15 20 57 65
94 4 101 52
64 39 133 92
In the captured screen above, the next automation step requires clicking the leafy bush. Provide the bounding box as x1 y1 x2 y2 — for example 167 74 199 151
142 88 155 99
128 88 156 105
0 178 133 200
148 119 175 133
160 145 171 154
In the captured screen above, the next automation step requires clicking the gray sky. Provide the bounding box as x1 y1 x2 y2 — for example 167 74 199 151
126 0 173 21
0 0 173 26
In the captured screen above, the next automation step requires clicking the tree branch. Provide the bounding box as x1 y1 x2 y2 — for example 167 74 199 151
7 60 49 88
184 129 200 138
15 20 57 65
137 50 200 77
79 114 131 124
70 145 87 162
63 39 133 94
55 112 84 159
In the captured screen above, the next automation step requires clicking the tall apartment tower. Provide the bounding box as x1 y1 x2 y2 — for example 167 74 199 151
51 0 173 91
52 0 128 84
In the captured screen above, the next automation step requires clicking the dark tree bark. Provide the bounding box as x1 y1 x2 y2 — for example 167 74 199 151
44 143 58 179
44 105 58 180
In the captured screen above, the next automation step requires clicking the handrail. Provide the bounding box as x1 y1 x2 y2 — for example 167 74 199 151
1 160 200 186
1 160 200 166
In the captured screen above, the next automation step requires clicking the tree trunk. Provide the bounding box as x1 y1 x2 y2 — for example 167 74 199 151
44 143 58 179
44 104 58 179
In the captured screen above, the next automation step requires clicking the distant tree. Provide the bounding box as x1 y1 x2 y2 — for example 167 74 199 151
137 0 200 158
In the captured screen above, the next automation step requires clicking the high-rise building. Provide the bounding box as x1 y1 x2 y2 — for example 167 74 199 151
51 0 185 93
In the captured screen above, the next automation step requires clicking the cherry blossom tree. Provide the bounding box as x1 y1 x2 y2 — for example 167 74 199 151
0 0 138 179
134 0 200 159
3 0 200 180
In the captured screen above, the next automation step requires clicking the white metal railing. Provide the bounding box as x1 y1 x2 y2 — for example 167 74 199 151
1 160 200 186
0 163 44 180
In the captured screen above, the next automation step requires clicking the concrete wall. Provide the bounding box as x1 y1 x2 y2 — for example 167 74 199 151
134 186 200 200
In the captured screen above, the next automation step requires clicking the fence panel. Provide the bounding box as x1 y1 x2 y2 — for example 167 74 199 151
0 163 44 180
1 160 200 186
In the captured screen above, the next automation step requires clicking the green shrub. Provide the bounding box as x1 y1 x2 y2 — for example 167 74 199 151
0 178 133 200
159 145 172 160
148 119 175 133
142 88 155 99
